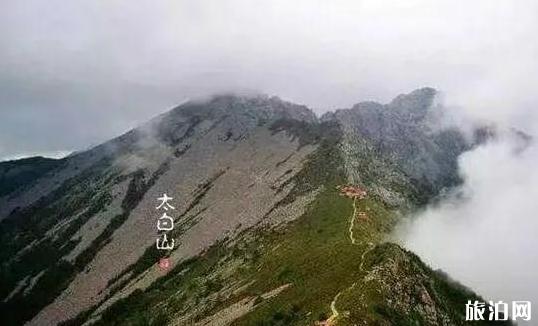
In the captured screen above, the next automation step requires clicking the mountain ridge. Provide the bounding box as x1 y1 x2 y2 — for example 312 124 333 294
0 88 509 326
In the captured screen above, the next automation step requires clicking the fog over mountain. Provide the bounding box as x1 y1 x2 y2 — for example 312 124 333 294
398 129 538 311
1 1 538 323
2 0 538 158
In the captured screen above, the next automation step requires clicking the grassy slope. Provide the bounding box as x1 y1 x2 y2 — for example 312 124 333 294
233 184 397 325
83 170 400 325
73 179 509 325
60 120 505 326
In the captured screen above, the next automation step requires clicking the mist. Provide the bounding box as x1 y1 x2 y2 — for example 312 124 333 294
2 0 538 159
397 130 538 307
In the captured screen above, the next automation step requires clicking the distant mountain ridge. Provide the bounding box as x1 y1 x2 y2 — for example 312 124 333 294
0 89 510 325
0 156 64 198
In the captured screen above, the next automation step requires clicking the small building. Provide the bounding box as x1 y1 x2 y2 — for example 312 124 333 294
339 185 367 199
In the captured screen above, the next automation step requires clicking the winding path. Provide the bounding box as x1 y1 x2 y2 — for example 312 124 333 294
326 197 375 325
348 198 358 244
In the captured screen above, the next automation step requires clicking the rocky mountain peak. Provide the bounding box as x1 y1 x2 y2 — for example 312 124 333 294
166 93 317 124
326 88 467 205
387 87 437 122
344 87 437 124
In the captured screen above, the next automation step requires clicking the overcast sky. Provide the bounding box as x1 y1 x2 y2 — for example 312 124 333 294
2 0 537 159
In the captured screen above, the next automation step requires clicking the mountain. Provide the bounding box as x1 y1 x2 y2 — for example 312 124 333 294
0 90 509 325
0 156 65 199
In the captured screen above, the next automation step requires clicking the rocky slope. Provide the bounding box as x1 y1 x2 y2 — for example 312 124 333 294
0 90 507 325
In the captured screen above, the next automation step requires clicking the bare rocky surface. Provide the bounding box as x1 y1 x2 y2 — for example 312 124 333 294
6 95 319 325
0 90 492 326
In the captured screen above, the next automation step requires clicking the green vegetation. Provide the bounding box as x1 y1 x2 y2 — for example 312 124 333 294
0 158 115 325
0 156 65 198
86 248 226 325
69 129 393 325
335 243 513 325
71 167 398 325
270 119 343 207
233 189 396 325
68 129 500 326
0 158 170 325
1 112 499 325
269 118 341 150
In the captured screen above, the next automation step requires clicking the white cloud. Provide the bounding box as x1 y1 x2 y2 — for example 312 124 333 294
1 1 537 157
399 132 538 306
